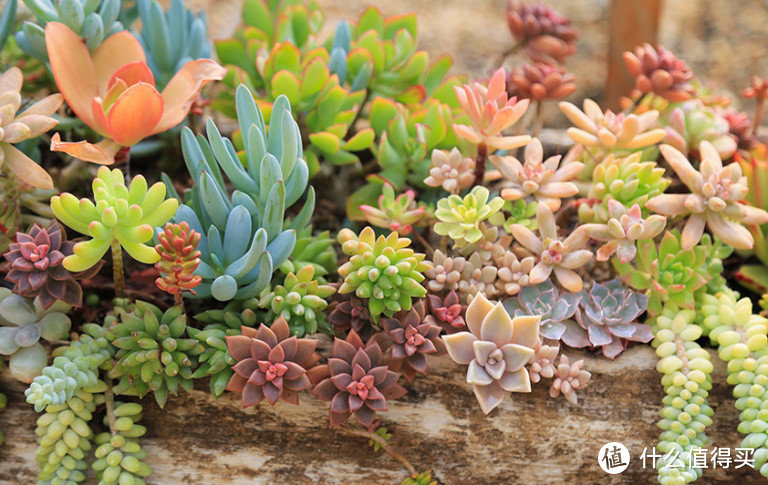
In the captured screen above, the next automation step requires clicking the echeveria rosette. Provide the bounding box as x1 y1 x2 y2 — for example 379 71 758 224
646 141 768 250
337 227 431 319
381 300 445 382
434 187 505 248
443 293 540 415
44 22 225 164
327 290 377 342
586 201 666 264
50 166 178 272
0 67 62 189
572 279 651 359
310 330 407 428
503 280 580 344
425 290 466 334
359 183 426 236
225 317 320 408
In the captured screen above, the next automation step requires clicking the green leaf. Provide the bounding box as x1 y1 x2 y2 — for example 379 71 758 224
308 132 341 155
357 6 384 36
735 265 768 295
369 98 400 136
271 70 302 106
342 129 375 152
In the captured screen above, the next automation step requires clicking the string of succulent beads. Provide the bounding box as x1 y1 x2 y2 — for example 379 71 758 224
92 401 151 485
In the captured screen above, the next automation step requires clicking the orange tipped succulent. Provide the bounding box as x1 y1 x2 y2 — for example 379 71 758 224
45 22 226 165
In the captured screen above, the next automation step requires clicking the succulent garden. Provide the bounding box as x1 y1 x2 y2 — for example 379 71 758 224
1 0 768 482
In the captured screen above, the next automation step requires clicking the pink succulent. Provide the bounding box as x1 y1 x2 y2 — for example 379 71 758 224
587 201 666 263
549 354 591 404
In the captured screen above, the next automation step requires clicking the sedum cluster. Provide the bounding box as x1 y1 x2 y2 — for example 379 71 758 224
92 402 151 484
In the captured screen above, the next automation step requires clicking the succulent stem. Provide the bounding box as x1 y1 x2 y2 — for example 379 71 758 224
472 142 488 187
490 41 523 70
532 100 544 138
411 228 434 258
111 239 126 298
346 428 416 476
105 378 117 436
0 168 21 232
754 97 765 136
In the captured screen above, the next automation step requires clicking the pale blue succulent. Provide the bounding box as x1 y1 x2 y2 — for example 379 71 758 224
503 280 580 342
167 85 315 301
0 0 16 53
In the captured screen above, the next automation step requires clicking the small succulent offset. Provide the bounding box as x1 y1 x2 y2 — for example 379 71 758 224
280 228 338 280
424 148 475 194
359 183 426 236
504 280 580 343
225 317 320 408
506 63 576 102
506 0 579 64
623 44 694 102
549 355 591 404
528 342 559 383
0 67 63 189
491 138 582 211
3 222 102 309
443 293 540 414
381 301 445 382
425 250 466 293
51 166 178 272
154 222 203 300
0 289 71 382
587 201 666 263
646 142 768 250
508 203 593 292
310 330 407 428
337 227 430 319
434 187 505 247
494 250 536 297
327 291 377 342
502 199 538 233
259 265 336 336
425 290 466 334
573 279 651 359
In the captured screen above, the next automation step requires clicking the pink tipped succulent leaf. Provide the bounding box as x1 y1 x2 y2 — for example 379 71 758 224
359 183 426 235
424 148 476 194
425 290 466 335
154 222 202 296
586 201 667 263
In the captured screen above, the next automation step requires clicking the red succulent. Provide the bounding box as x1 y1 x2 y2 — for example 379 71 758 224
381 301 445 382
506 0 579 65
743 76 768 101
623 44 694 102
506 63 576 101
154 222 202 297
425 291 466 334
327 290 376 342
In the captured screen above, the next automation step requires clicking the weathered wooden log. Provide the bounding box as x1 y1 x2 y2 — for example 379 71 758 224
0 345 763 484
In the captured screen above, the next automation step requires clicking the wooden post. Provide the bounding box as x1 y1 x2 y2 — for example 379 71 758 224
605 0 663 111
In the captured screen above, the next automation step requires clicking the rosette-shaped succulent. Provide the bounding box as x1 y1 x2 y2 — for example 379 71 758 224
502 199 538 233
280 228 337 280
578 152 670 223
744 75 768 101
259 265 336 336
623 44 694 102
337 227 430 319
572 279 651 358
550 355 591 404
453 68 531 152
506 0 579 64
663 100 737 159
506 63 576 101
224 317 320 408
560 100 666 155
51 166 178 272
494 250 535 296
381 301 445 382
443 293 540 414
723 108 757 151
459 252 499 301
0 67 62 189
508 203 593 292
424 148 475 194
434 187 505 247
646 142 768 250
107 302 202 407
311 330 407 427
425 250 466 293
425 291 466 334
327 291 377 342
504 280 580 343
528 342 559 383
359 183 426 235
154 222 202 299
4 222 102 309
588 201 667 263
0 289 71 382
491 138 582 211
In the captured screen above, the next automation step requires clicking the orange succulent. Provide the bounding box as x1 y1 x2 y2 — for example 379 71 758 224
44 22 226 165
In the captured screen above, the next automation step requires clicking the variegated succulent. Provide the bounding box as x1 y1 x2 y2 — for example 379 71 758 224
434 187 505 248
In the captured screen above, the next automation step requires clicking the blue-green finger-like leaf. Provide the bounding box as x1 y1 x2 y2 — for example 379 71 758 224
161 172 180 201
332 20 351 52
99 0 121 26
245 123 266 182
59 0 85 34
287 187 315 231
143 0 172 69
20 23 47 60
262 181 285 240
82 0 100 16
225 226 267 280
351 62 373 92
174 204 209 257
0 0 18 52
328 47 347 84
267 95 292 160
83 12 104 52
206 118 258 193
236 85 265 145
25 0 58 23
234 252 272 299
200 172 231 229
167 0 186 65
195 259 218 279
207 224 223 264
198 133 224 186
284 158 308 207
265 229 295 268
259 153 281 208
222 205 252 265
181 127 205 178
280 112 298 176
231 190 258 217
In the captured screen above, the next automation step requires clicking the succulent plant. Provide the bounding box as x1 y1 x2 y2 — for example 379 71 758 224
4 221 102 309
381 300 444 382
359 183 426 235
646 142 768 250
527 342 559 383
402 470 437 485
508 203 593 292
16 0 123 62
443 293 540 414
45 22 225 164
723 108 757 151
501 199 538 233
458 252 500 301
133 0 212 89
491 138 582 211
494 250 536 297
337 227 430 319
572 279 651 359
434 186 505 247
0 0 16 54
327 291 377 342
0 289 71 382
578 151 670 224
154 222 202 299
310 330 407 428
280 227 337 280
51 166 178 272
92 401 152 484
504 280 580 343
106 302 202 407
506 0 579 64
623 44 694 102
506 63 576 101
549 354 590 404
259 265 336 336
424 148 475 194
171 86 314 301
587 201 667 263
225 317 320 408
453 67 531 152
425 250 466 293
662 100 737 159
0 67 63 189
425 290 466 334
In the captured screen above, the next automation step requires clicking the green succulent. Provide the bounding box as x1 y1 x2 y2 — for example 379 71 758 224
92 401 152 484
502 199 538 233
0 360 5 447
337 226 430 319
434 186 505 247
0 0 16 54
279 227 337 280
259 265 336 336
51 166 178 273
578 151 670 223
106 302 202 408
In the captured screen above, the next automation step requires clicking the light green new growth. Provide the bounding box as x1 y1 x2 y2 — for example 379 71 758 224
92 401 152 484
434 186 505 247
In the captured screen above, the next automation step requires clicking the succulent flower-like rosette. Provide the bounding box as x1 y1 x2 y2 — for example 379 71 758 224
434 186 505 247
506 0 579 64
662 100 737 159
442 293 540 414
424 148 475 194
425 290 466 334
381 301 445 382
623 43 694 102
506 63 576 101
586 201 666 264
504 280 580 343
327 290 377 342
359 183 426 235
225 317 320 408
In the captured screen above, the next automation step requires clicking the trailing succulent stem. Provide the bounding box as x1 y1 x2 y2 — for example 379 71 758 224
111 241 125 299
